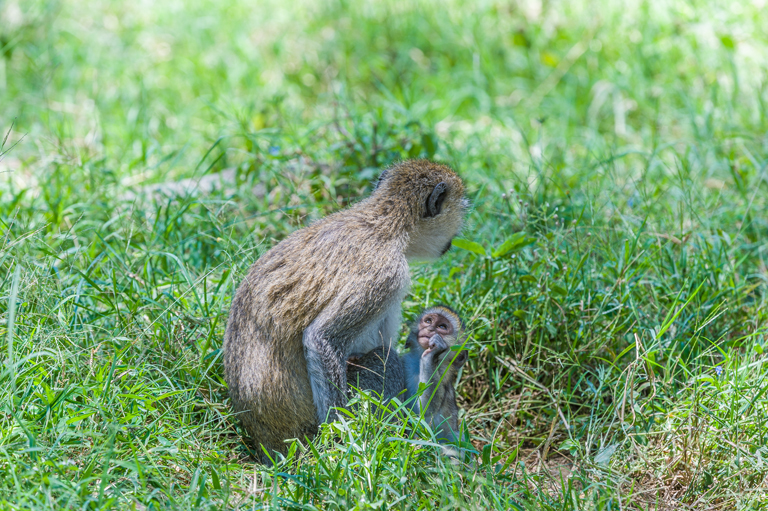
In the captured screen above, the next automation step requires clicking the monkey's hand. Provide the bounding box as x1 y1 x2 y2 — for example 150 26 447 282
420 334 448 389
422 334 448 359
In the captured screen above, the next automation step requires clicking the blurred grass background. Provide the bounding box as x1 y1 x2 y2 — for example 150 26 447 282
1 0 768 508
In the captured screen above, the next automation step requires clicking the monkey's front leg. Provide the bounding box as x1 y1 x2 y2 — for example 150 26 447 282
303 321 348 425
419 334 449 412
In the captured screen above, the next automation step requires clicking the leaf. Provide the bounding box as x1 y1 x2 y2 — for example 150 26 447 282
720 35 735 50
494 444 519 476
408 141 422 158
422 133 437 158
66 411 97 425
541 51 558 67
482 444 492 465
491 232 535 258
513 32 528 47
594 443 618 465
550 284 567 297
452 238 486 256
210 467 221 490
559 438 580 456
655 281 704 341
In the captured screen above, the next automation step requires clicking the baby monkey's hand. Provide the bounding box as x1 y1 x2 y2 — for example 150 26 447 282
422 334 448 359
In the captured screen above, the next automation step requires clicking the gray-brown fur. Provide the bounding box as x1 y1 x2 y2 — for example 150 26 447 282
402 305 464 411
418 333 468 442
223 160 467 462
346 344 405 401
347 306 467 442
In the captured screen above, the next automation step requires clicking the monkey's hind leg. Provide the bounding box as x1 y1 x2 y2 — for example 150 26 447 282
347 345 405 402
236 406 316 465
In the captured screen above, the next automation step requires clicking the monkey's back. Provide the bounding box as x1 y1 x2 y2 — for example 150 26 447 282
223 205 408 459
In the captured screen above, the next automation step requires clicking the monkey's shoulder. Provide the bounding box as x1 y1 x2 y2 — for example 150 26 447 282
253 216 406 278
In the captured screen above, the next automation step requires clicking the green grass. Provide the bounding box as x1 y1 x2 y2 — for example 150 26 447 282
2 0 768 508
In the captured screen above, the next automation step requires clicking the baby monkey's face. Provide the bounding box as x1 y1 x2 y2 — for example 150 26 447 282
417 312 453 350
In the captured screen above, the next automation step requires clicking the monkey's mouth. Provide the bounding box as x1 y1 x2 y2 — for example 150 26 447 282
418 336 432 349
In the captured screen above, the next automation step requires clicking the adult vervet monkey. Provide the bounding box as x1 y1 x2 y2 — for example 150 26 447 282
223 160 468 461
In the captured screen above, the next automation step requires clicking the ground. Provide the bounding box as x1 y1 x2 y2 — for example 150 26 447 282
1 0 767 509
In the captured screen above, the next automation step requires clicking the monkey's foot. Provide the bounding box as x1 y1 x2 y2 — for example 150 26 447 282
347 353 364 364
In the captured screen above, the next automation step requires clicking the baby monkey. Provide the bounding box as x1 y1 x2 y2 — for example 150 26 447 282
347 306 467 441
404 305 468 441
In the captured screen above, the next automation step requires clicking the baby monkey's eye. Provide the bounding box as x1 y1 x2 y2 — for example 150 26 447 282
438 324 448 330
425 318 432 324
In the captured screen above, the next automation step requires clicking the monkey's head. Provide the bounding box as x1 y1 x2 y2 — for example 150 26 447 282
373 160 468 261
412 305 464 351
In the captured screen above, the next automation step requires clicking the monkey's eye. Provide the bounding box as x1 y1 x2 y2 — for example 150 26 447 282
438 324 448 330
425 317 432 324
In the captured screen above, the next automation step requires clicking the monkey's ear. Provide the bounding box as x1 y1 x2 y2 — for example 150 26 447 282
375 169 390 190
425 182 447 217
453 349 468 368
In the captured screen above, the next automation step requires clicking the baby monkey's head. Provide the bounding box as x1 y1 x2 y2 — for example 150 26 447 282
408 305 465 353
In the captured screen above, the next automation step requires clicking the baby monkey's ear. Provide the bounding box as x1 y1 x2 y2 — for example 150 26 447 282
452 349 468 369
